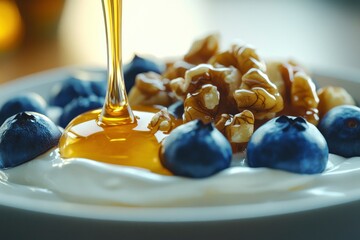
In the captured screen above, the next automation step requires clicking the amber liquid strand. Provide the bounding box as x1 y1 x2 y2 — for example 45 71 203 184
99 0 134 126
59 0 170 175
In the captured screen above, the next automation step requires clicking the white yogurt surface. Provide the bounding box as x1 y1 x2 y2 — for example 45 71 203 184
0 149 359 207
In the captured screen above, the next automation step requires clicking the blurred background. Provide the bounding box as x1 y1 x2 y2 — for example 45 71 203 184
0 0 360 83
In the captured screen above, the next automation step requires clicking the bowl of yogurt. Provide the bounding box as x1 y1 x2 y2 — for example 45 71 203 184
0 66 360 240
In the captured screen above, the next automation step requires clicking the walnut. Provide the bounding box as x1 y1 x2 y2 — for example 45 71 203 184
162 60 195 80
183 84 220 123
265 61 286 97
266 61 320 125
266 61 306 99
209 43 266 75
317 86 356 118
148 108 177 134
290 72 319 125
170 64 241 123
184 34 220 65
278 62 305 100
233 68 284 120
170 64 241 101
215 110 255 152
215 114 232 132
225 110 254 143
128 72 176 107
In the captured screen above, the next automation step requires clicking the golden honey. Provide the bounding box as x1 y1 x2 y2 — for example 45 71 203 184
59 0 171 175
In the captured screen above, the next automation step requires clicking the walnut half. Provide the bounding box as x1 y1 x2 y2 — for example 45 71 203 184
267 61 320 125
291 72 319 125
317 86 356 118
128 72 176 107
184 34 220 65
183 84 220 124
209 43 266 75
233 68 284 120
170 64 241 123
148 108 177 134
215 110 255 151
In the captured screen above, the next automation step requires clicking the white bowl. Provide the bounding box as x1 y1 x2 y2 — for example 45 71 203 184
0 66 360 240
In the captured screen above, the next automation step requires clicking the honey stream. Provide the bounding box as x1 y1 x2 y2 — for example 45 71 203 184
59 0 171 175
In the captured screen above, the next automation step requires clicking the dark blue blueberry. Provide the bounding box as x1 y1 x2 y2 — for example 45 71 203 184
85 68 108 96
247 116 328 174
0 112 62 169
50 69 107 107
90 80 107 97
318 105 360 158
59 96 104 128
123 55 163 93
160 120 232 178
0 92 47 125
167 101 184 119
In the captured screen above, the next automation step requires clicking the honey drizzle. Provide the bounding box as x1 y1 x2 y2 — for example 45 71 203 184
59 0 171 175
100 0 134 125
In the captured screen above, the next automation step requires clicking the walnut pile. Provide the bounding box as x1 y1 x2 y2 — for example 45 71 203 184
128 35 219 107
132 34 354 152
144 35 286 151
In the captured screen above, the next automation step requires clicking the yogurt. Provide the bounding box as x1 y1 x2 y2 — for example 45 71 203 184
0 149 359 207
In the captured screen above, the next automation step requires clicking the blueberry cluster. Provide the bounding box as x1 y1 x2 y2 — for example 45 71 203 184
50 56 162 127
160 106 360 176
248 105 360 173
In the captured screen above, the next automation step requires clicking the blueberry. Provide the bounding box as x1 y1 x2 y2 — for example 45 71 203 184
160 120 232 178
84 68 108 96
318 105 360 158
50 69 107 107
0 92 47 125
59 96 104 128
0 112 62 169
124 55 163 93
247 116 328 174
167 101 184 119
90 79 107 97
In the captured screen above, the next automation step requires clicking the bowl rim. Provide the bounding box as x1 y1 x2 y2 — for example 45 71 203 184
1 186 360 222
0 65 360 222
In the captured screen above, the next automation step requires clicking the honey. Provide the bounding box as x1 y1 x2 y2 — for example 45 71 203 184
59 0 171 175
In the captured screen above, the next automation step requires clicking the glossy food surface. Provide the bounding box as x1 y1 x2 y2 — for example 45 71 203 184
59 107 171 175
